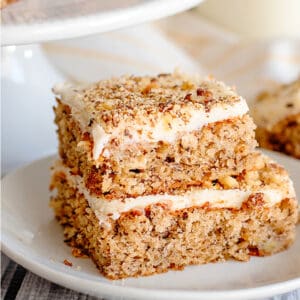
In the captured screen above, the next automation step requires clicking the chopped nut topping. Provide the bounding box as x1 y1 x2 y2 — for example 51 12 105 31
184 93 192 101
54 73 242 133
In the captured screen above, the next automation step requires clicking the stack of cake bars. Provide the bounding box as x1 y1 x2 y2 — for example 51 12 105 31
50 73 298 279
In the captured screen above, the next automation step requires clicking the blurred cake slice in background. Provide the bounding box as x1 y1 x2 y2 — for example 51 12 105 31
252 79 300 159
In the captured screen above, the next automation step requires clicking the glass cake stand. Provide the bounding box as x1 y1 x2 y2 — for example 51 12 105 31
2 0 202 45
1 0 203 174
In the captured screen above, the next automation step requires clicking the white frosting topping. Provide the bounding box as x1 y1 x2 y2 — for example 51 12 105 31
53 82 91 126
149 100 248 143
91 124 110 160
52 161 293 225
53 82 249 160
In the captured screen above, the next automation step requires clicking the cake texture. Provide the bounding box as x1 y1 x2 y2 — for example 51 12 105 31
50 72 298 280
252 79 300 159
53 73 257 198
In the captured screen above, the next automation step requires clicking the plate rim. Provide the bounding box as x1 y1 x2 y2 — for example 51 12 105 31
2 0 203 46
2 153 300 299
2 239 300 300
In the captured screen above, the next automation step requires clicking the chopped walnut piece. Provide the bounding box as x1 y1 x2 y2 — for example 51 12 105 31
219 175 239 189
181 81 194 90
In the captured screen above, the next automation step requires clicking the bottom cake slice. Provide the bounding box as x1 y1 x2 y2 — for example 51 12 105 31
50 154 298 280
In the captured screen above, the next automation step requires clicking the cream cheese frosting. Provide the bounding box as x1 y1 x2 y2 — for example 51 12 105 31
89 99 248 159
53 79 249 160
52 161 294 225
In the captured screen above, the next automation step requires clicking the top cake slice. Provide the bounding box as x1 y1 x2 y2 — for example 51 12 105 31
53 72 258 198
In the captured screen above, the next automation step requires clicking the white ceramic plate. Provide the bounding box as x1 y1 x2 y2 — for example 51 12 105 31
1 0 203 45
1 150 300 300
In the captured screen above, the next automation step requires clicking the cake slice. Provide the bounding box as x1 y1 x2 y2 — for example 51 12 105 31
53 73 258 199
252 79 300 159
50 153 298 279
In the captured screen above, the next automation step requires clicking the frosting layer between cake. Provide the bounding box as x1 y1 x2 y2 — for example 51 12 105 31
51 160 295 225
